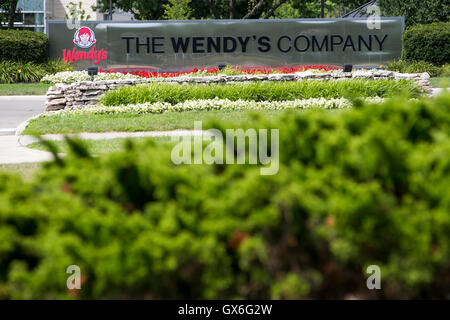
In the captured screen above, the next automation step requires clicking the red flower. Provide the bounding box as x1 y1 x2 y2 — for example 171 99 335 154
98 64 342 78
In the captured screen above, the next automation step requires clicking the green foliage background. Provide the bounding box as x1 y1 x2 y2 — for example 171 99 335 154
162 0 193 20
379 0 450 27
93 0 449 25
386 60 450 78
1 94 449 299
0 29 48 64
0 60 71 84
402 23 450 67
94 0 363 20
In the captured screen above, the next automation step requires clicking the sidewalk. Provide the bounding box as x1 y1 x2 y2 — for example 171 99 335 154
0 135 54 164
0 130 206 165
18 130 205 147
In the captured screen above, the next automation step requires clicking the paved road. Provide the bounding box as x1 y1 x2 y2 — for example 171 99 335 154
0 96 46 135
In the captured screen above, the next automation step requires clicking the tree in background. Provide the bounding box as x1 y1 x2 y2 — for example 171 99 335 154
94 0 166 20
95 0 302 20
64 1 92 21
379 0 450 26
0 0 18 29
279 0 363 19
163 0 193 20
94 0 368 20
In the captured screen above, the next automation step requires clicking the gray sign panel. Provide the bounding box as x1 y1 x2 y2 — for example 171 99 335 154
47 18 404 71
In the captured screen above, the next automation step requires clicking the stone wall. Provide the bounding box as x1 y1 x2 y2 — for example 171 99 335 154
46 79 146 111
45 70 433 111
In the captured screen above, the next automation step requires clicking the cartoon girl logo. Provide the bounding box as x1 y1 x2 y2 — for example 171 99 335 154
73 27 96 49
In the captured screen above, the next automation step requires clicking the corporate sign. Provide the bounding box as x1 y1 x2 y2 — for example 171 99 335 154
47 18 403 70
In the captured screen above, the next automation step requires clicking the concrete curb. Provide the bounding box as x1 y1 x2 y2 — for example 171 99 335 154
15 114 42 136
0 128 16 136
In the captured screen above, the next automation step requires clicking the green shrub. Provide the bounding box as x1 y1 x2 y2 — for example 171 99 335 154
386 60 443 77
1 93 450 299
101 80 422 106
0 60 71 84
0 29 48 63
442 65 450 77
402 23 450 66
0 61 45 83
44 59 73 75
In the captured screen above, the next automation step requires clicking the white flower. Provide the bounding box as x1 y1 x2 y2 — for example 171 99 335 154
39 97 385 118
41 71 141 85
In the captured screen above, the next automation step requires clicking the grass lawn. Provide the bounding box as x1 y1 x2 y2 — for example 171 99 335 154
23 109 303 135
27 136 174 154
0 163 42 180
430 77 450 88
0 83 51 95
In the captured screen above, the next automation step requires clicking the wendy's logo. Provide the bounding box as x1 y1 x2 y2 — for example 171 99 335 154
64 26 107 64
73 27 96 48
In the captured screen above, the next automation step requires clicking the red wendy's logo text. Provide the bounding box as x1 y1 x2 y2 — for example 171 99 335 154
63 27 108 64
63 46 108 64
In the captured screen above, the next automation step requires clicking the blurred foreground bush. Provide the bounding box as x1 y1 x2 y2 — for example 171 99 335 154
0 94 449 299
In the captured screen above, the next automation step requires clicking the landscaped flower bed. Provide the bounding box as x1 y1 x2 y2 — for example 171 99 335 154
41 65 341 84
44 69 428 111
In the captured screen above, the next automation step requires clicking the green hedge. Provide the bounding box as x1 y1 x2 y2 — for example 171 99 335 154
0 29 48 63
402 23 450 66
1 93 449 299
101 80 422 106
386 60 448 78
